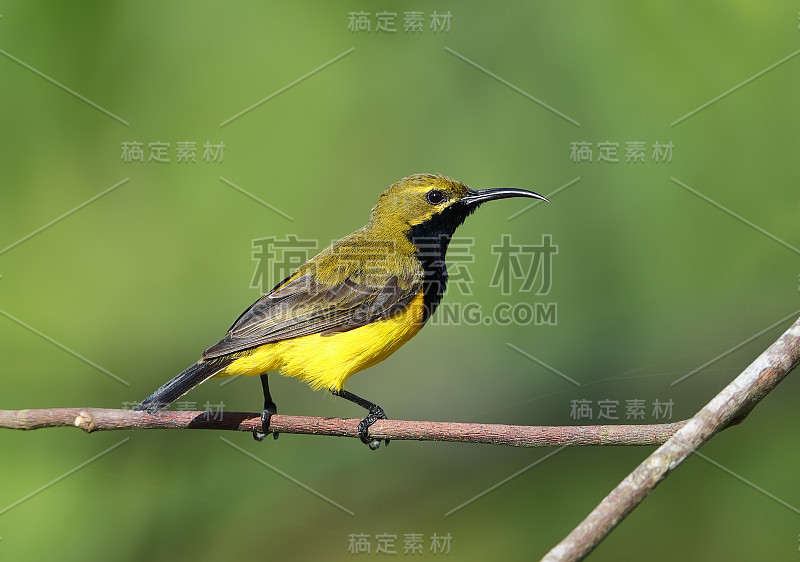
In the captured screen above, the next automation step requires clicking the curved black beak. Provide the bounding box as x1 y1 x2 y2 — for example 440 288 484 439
461 187 549 207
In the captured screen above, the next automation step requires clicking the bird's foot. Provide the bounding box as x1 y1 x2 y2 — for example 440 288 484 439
253 404 278 442
358 405 389 451
330 388 389 450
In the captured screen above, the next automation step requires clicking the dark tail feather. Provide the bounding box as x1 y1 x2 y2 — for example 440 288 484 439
134 359 233 413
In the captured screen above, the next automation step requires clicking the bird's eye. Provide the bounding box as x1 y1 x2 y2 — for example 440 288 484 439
425 189 446 205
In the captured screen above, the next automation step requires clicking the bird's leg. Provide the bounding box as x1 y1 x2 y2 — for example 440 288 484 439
253 373 279 442
331 389 389 450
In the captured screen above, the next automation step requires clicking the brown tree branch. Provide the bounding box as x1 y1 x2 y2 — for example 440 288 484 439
542 314 800 562
3 316 797 560
0 407 688 447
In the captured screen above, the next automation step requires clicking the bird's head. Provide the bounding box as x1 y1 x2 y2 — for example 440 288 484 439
367 173 548 242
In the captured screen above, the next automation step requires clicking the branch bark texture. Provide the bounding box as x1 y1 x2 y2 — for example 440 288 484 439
0 408 687 447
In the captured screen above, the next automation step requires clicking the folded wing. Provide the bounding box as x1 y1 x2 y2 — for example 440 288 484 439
201 271 421 359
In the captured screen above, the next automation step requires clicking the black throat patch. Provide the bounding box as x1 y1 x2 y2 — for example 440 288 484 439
407 202 478 321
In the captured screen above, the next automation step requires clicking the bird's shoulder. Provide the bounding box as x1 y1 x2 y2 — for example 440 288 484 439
294 228 421 286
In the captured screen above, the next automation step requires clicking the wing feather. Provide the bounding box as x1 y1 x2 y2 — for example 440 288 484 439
201 270 420 359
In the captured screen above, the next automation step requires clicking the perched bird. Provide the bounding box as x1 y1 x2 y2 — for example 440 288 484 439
136 174 547 449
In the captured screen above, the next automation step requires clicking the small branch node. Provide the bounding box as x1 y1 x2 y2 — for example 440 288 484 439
74 410 97 433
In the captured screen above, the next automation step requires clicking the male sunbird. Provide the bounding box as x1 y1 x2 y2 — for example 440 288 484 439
136 174 547 449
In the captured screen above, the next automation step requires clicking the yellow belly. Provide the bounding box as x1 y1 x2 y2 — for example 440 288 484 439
216 290 426 391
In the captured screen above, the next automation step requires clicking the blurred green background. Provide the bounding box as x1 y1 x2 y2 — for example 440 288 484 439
1 2 799 560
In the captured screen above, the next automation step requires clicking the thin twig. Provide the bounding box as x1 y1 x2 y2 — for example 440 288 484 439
0 407 688 447
542 314 800 561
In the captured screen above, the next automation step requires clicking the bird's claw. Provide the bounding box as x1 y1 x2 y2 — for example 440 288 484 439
253 406 278 442
358 406 389 450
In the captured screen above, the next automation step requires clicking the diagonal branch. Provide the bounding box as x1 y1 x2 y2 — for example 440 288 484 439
0 407 687 447
542 314 800 561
